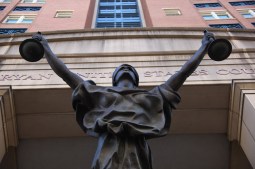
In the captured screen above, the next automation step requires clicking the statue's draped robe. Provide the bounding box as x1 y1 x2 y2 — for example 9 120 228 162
72 81 181 169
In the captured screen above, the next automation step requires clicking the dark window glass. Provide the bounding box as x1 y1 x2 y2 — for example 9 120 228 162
209 24 243 28
0 28 27 34
0 6 6 11
116 13 121 18
13 6 41 11
252 23 255 26
229 1 255 6
194 3 222 8
99 6 114 10
122 0 136 2
101 0 114 2
123 13 139 17
98 13 115 18
123 22 140 27
115 22 122 27
96 22 115 28
122 5 136 9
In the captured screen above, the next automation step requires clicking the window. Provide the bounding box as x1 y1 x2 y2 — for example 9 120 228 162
3 15 36 23
163 8 181 16
96 0 142 28
200 11 232 20
229 1 255 6
0 0 11 3
55 11 73 18
13 6 41 11
194 3 222 8
0 6 5 10
0 28 27 34
209 23 243 28
21 0 45 3
237 9 255 18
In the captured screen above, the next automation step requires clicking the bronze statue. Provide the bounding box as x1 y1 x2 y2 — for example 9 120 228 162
19 31 230 169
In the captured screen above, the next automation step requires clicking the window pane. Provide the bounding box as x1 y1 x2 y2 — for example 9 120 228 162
96 22 114 28
230 1 255 6
218 14 230 19
23 0 33 2
210 23 243 28
21 19 33 23
203 15 214 20
37 0 45 3
1 0 11 3
23 0 46 3
0 28 27 34
6 19 18 23
0 6 5 10
13 7 41 11
194 3 221 8
242 13 253 18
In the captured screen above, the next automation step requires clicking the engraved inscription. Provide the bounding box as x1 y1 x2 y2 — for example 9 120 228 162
216 68 255 75
0 74 53 81
77 72 112 79
0 67 254 82
144 70 209 77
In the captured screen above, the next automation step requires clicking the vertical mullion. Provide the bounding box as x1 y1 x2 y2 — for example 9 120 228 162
17 16 25 23
249 9 255 17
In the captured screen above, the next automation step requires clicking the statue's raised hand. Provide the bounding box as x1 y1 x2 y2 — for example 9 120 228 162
202 30 215 47
32 32 49 47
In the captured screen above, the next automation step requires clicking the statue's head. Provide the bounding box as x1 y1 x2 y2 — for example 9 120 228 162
112 64 139 87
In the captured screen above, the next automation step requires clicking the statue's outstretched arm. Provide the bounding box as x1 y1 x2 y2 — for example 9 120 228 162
165 31 214 91
33 33 84 90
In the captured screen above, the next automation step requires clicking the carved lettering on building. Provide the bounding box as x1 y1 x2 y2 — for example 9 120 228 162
0 68 254 82
144 70 209 77
77 72 112 79
216 68 255 75
0 74 53 81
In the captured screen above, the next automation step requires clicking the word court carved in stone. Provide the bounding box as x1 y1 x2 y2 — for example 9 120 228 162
216 68 255 75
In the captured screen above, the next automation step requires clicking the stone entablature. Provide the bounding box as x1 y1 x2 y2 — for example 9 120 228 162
0 27 255 87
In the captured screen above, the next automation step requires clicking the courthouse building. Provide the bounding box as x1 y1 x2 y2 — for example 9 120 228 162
0 0 255 169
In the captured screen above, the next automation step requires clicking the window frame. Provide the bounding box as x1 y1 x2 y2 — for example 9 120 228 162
55 10 74 18
200 10 233 20
209 23 243 28
0 0 11 3
229 1 255 6
3 14 36 24
237 8 255 18
21 0 46 3
0 28 27 34
0 6 5 10
162 8 182 16
95 0 142 28
13 6 41 11
194 3 222 8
